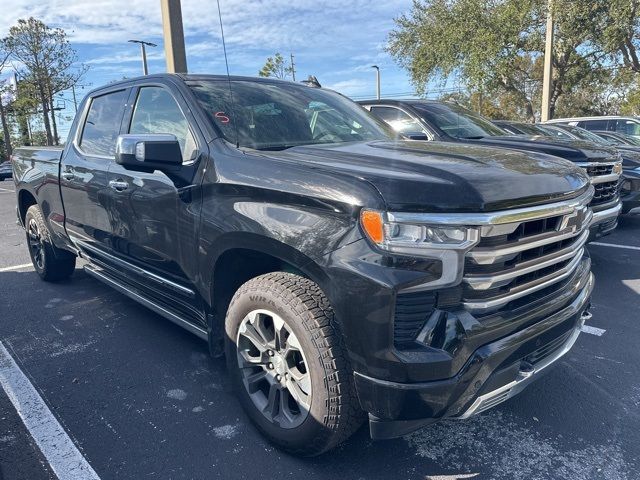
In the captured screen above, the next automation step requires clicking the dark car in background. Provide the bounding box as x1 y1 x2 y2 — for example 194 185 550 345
359 99 623 237
540 124 640 214
493 120 554 137
0 161 12 181
593 130 640 148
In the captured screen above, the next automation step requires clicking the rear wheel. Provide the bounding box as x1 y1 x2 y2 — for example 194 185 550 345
225 272 363 456
25 205 76 281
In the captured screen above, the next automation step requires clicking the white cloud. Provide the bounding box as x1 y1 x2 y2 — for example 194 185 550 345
0 0 415 101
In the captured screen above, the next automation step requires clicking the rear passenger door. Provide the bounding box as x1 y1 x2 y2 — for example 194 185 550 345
62 88 128 251
105 84 204 320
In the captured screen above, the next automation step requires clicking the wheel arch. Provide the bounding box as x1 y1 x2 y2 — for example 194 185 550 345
207 233 332 318
17 188 38 226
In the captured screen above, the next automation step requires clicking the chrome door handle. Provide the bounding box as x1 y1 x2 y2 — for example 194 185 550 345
108 180 129 191
61 172 75 181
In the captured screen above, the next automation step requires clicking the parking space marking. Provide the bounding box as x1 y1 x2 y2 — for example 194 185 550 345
426 474 479 480
590 242 640 251
0 187 15 193
581 325 607 336
0 263 34 272
0 341 101 480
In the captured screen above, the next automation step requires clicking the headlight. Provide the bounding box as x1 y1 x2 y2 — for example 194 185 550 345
360 210 478 254
360 209 480 288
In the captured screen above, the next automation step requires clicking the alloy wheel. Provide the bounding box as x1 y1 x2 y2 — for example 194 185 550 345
27 218 45 270
236 309 312 429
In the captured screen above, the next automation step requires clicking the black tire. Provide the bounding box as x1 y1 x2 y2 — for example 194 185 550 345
225 272 364 456
25 205 76 281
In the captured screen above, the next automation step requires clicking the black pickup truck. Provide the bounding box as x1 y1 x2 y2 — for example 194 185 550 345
360 100 623 237
12 74 595 455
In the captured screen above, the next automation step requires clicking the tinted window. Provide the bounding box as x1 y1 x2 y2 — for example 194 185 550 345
80 90 127 156
412 103 507 138
369 106 425 135
505 122 549 136
539 125 574 140
129 87 197 161
614 119 640 136
579 120 608 131
188 80 392 150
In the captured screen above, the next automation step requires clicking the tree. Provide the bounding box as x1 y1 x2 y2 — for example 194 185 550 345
0 38 13 159
592 0 640 74
5 18 85 145
387 0 621 121
258 53 294 79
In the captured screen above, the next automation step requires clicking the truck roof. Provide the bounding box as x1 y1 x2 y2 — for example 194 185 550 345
87 73 305 96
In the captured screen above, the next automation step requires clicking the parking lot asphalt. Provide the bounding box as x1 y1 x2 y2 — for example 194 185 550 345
1 179 639 480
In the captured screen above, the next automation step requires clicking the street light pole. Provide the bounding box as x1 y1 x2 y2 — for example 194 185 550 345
541 0 554 122
160 0 188 74
128 39 157 75
371 65 380 100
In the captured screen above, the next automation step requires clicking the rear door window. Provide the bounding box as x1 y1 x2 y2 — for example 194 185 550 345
579 119 608 131
79 90 128 157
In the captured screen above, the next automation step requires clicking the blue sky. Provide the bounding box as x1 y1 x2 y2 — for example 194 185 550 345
0 0 421 139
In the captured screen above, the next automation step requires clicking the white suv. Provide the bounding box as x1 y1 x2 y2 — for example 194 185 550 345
546 116 640 139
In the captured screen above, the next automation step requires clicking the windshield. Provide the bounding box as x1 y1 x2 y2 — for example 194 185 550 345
561 125 611 145
510 122 550 136
412 103 507 139
188 79 393 150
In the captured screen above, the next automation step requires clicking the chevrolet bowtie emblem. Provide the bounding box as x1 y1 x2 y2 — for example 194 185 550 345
559 206 588 232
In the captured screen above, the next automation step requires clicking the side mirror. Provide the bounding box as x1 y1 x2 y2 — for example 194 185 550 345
115 134 182 172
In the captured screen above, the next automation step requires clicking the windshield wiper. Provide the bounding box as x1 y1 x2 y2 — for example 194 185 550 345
459 135 485 139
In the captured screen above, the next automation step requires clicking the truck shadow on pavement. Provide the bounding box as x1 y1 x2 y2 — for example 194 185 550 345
0 254 638 479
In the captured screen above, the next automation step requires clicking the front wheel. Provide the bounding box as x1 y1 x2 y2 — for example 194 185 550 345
25 205 76 281
225 272 363 456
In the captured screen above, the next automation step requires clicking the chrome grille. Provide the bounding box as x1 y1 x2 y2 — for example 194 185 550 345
461 189 593 314
576 161 621 209
585 164 612 176
591 181 620 206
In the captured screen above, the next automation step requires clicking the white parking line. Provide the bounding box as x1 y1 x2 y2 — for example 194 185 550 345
590 242 640 251
0 186 15 193
0 263 33 272
0 341 101 480
426 475 479 480
581 325 607 336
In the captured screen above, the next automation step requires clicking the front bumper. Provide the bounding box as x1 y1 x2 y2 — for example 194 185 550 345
621 170 640 214
354 268 594 440
589 201 621 239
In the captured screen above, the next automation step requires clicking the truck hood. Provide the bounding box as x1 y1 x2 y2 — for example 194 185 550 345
461 135 619 163
266 140 590 213
615 146 640 169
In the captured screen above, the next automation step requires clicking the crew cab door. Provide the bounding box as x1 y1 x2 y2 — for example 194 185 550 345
61 88 129 251
105 84 205 323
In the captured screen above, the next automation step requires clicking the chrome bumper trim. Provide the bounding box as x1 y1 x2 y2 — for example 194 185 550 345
457 293 593 419
590 202 622 226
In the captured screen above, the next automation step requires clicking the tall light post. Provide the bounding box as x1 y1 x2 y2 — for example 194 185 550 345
371 65 380 100
128 39 157 76
160 0 188 73
541 0 554 122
